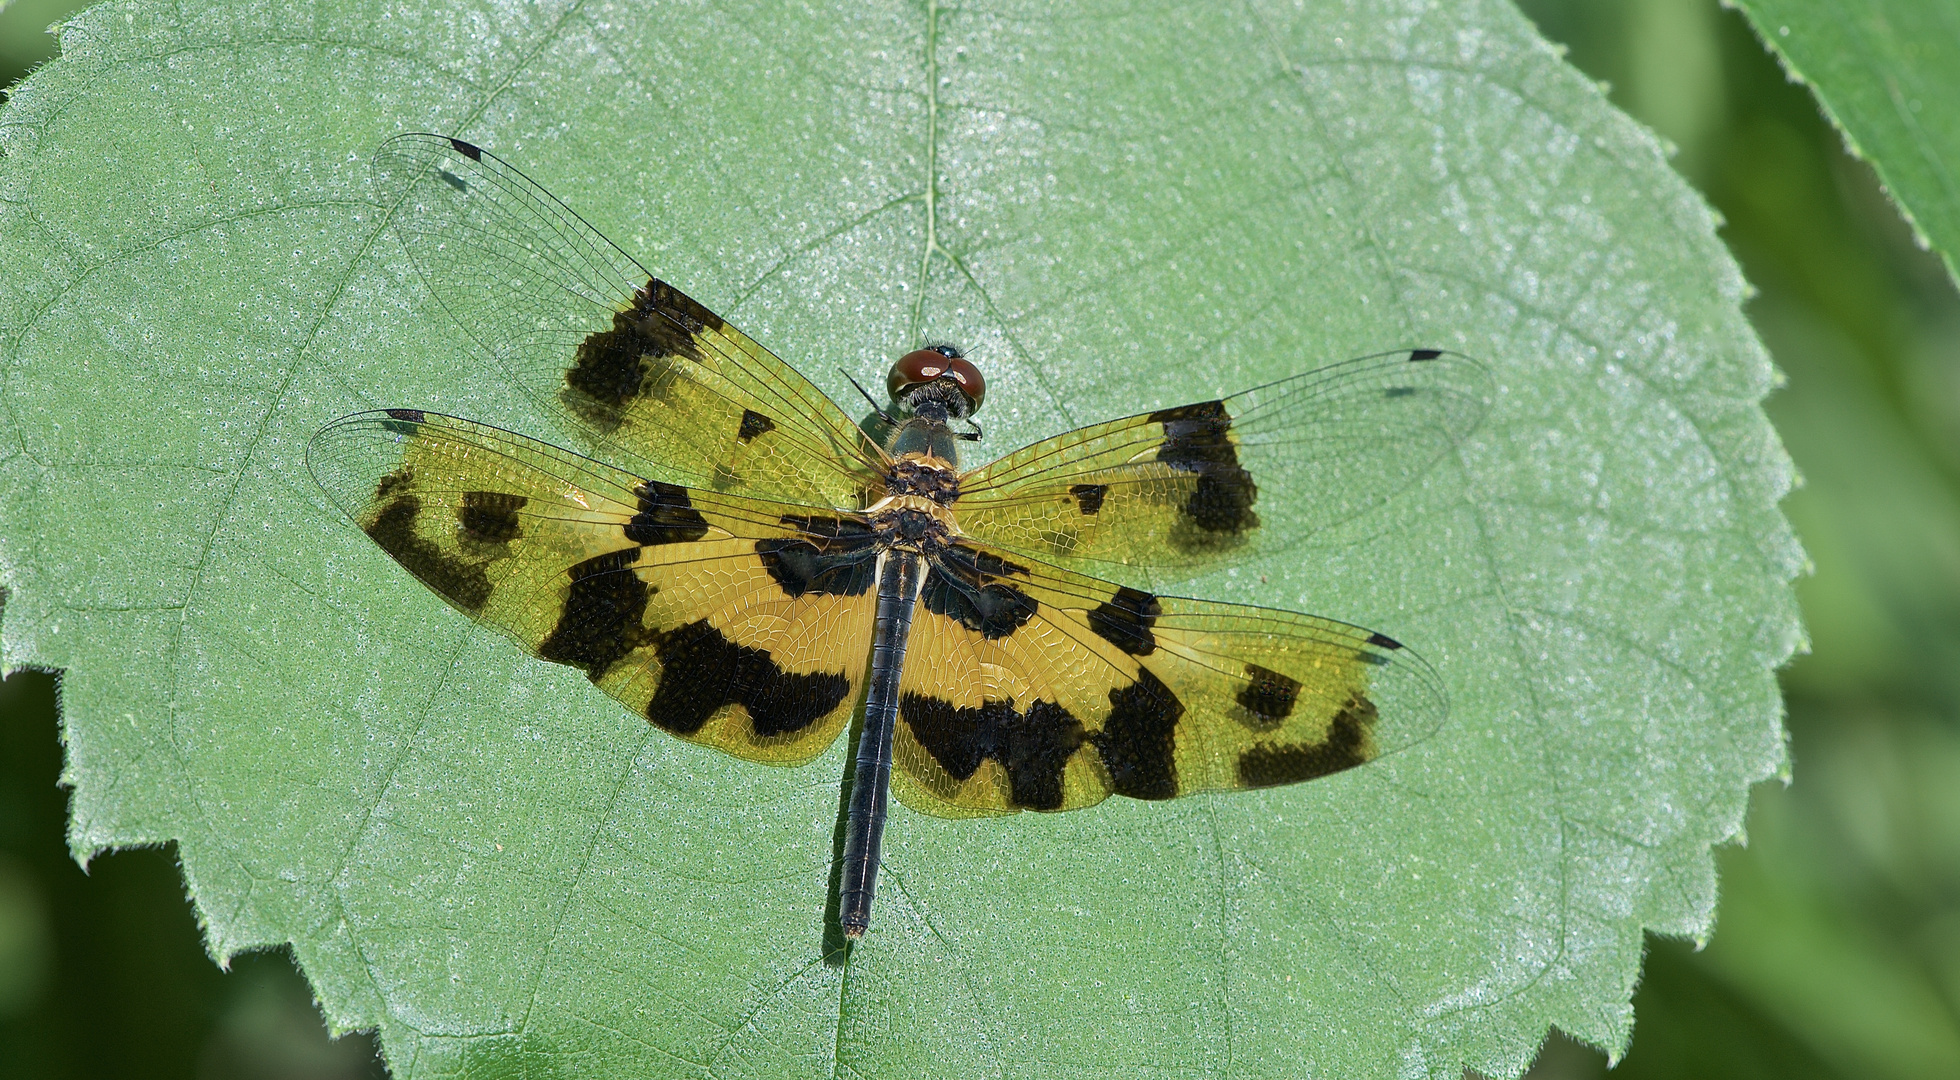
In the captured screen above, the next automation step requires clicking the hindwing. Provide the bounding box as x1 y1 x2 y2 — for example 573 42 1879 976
308 411 879 765
889 539 1445 817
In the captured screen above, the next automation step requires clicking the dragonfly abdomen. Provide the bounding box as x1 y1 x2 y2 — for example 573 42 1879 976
838 549 927 940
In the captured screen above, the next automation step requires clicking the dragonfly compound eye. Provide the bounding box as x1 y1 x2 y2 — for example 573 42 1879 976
888 347 986 414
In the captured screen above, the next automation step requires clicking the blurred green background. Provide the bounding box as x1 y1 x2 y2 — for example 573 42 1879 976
3 0 1956 1076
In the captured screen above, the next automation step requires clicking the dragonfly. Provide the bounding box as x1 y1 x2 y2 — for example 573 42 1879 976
308 134 1490 940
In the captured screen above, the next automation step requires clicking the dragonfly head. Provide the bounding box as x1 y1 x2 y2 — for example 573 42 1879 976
888 345 985 420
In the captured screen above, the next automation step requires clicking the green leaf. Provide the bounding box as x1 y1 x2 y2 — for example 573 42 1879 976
0 1 1800 1076
1728 0 1960 289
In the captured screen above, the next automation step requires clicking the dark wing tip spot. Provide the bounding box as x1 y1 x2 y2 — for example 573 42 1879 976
449 137 482 161
383 408 426 423
1409 348 1443 361
1236 694 1378 788
364 495 493 614
1367 631 1403 650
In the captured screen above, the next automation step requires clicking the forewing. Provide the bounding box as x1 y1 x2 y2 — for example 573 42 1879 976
955 349 1490 572
889 540 1444 817
308 410 881 766
371 133 889 506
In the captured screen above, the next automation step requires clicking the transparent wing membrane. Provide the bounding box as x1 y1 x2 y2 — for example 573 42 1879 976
371 133 889 507
956 349 1491 573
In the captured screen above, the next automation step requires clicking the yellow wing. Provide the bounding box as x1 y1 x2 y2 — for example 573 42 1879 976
371 133 889 507
954 349 1490 572
307 410 881 765
888 538 1445 817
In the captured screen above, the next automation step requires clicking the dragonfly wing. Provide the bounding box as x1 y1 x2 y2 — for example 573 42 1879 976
955 349 1491 573
888 538 1445 817
371 133 890 508
308 410 882 765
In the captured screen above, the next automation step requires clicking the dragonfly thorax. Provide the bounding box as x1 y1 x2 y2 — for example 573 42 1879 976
886 452 961 505
886 414 967 471
865 493 957 554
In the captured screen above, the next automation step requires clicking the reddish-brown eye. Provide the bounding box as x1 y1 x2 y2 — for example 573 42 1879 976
887 347 986 413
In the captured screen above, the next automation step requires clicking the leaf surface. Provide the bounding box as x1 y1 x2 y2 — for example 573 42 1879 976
0 1 1800 1076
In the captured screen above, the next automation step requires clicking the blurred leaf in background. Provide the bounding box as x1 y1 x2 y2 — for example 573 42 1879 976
1518 0 1960 1076
1730 0 1960 293
0 0 66 86
0 667 385 1078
